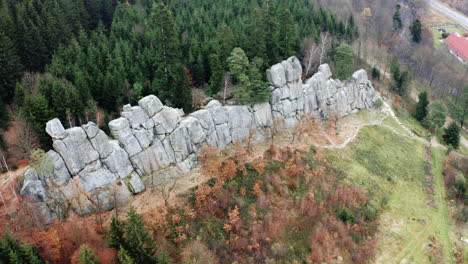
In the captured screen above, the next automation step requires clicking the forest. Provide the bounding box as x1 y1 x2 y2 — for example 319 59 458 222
0 0 357 148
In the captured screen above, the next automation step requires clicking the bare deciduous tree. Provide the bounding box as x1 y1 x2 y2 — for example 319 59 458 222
319 32 330 65
157 178 179 207
9 111 40 160
223 73 232 104
301 38 321 78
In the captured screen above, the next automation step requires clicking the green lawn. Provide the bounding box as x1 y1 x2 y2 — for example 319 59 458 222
430 27 467 49
393 106 431 140
325 125 456 263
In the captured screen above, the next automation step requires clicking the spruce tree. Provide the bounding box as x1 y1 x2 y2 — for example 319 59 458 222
118 246 135 264
334 43 354 80
393 4 403 31
245 8 267 64
78 246 99 264
215 25 235 68
424 101 447 133
410 19 422 43
278 8 298 59
107 216 126 250
209 52 223 95
262 2 280 65
124 207 157 263
227 48 250 83
442 122 460 148
248 57 270 103
151 3 192 111
414 92 429 122
0 30 23 103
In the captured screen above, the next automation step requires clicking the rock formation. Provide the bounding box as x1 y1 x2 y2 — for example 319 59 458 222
20 57 378 222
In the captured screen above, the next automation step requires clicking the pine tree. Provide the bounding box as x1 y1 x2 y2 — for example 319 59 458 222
393 4 403 31
278 8 298 59
78 246 99 264
151 3 192 111
0 30 23 103
262 2 280 65
414 91 429 122
390 57 410 96
22 95 54 145
215 25 235 68
118 246 135 264
107 216 126 250
0 231 43 264
209 52 223 95
334 43 354 80
227 48 250 83
124 207 157 263
442 122 460 148
424 101 447 133
247 57 270 103
410 19 422 43
245 8 267 64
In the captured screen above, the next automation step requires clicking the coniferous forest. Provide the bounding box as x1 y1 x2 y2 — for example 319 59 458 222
0 0 357 147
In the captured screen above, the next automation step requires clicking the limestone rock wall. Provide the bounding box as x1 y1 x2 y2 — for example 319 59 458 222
21 57 378 222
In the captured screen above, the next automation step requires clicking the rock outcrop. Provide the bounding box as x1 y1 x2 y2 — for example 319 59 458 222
21 57 378 222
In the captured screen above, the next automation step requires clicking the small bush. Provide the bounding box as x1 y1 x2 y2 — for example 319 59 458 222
373 99 383 110
181 240 217 264
441 32 450 39
371 67 381 80
442 123 460 149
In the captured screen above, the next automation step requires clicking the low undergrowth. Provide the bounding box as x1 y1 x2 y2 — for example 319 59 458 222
148 142 383 263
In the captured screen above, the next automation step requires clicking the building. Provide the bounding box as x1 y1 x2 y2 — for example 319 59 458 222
444 33 468 63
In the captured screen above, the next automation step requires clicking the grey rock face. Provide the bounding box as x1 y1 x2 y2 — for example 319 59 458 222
139 95 163 117
53 127 99 176
46 150 71 186
46 118 67 139
23 57 378 221
127 173 145 194
153 106 183 135
109 118 143 156
102 141 134 179
21 179 47 202
78 167 118 192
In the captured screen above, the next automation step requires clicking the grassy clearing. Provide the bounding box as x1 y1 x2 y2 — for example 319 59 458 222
393 106 431 140
382 116 413 137
325 125 456 263
430 148 456 263
430 27 466 48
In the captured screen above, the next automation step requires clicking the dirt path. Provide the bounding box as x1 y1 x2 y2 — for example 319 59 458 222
316 94 440 150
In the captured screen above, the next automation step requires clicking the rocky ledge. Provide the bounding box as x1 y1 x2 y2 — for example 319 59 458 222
21 57 378 222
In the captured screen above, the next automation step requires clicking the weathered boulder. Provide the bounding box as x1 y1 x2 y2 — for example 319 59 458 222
46 150 71 186
102 140 134 179
52 127 99 176
46 118 67 139
267 63 286 87
153 106 184 135
121 106 150 129
139 95 163 117
127 173 145 194
82 122 100 139
109 118 143 156
21 179 47 202
78 167 118 192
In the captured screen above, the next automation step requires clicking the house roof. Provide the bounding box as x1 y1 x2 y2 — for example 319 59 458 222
444 33 468 60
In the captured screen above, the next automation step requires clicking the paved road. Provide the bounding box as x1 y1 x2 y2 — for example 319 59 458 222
429 0 468 29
